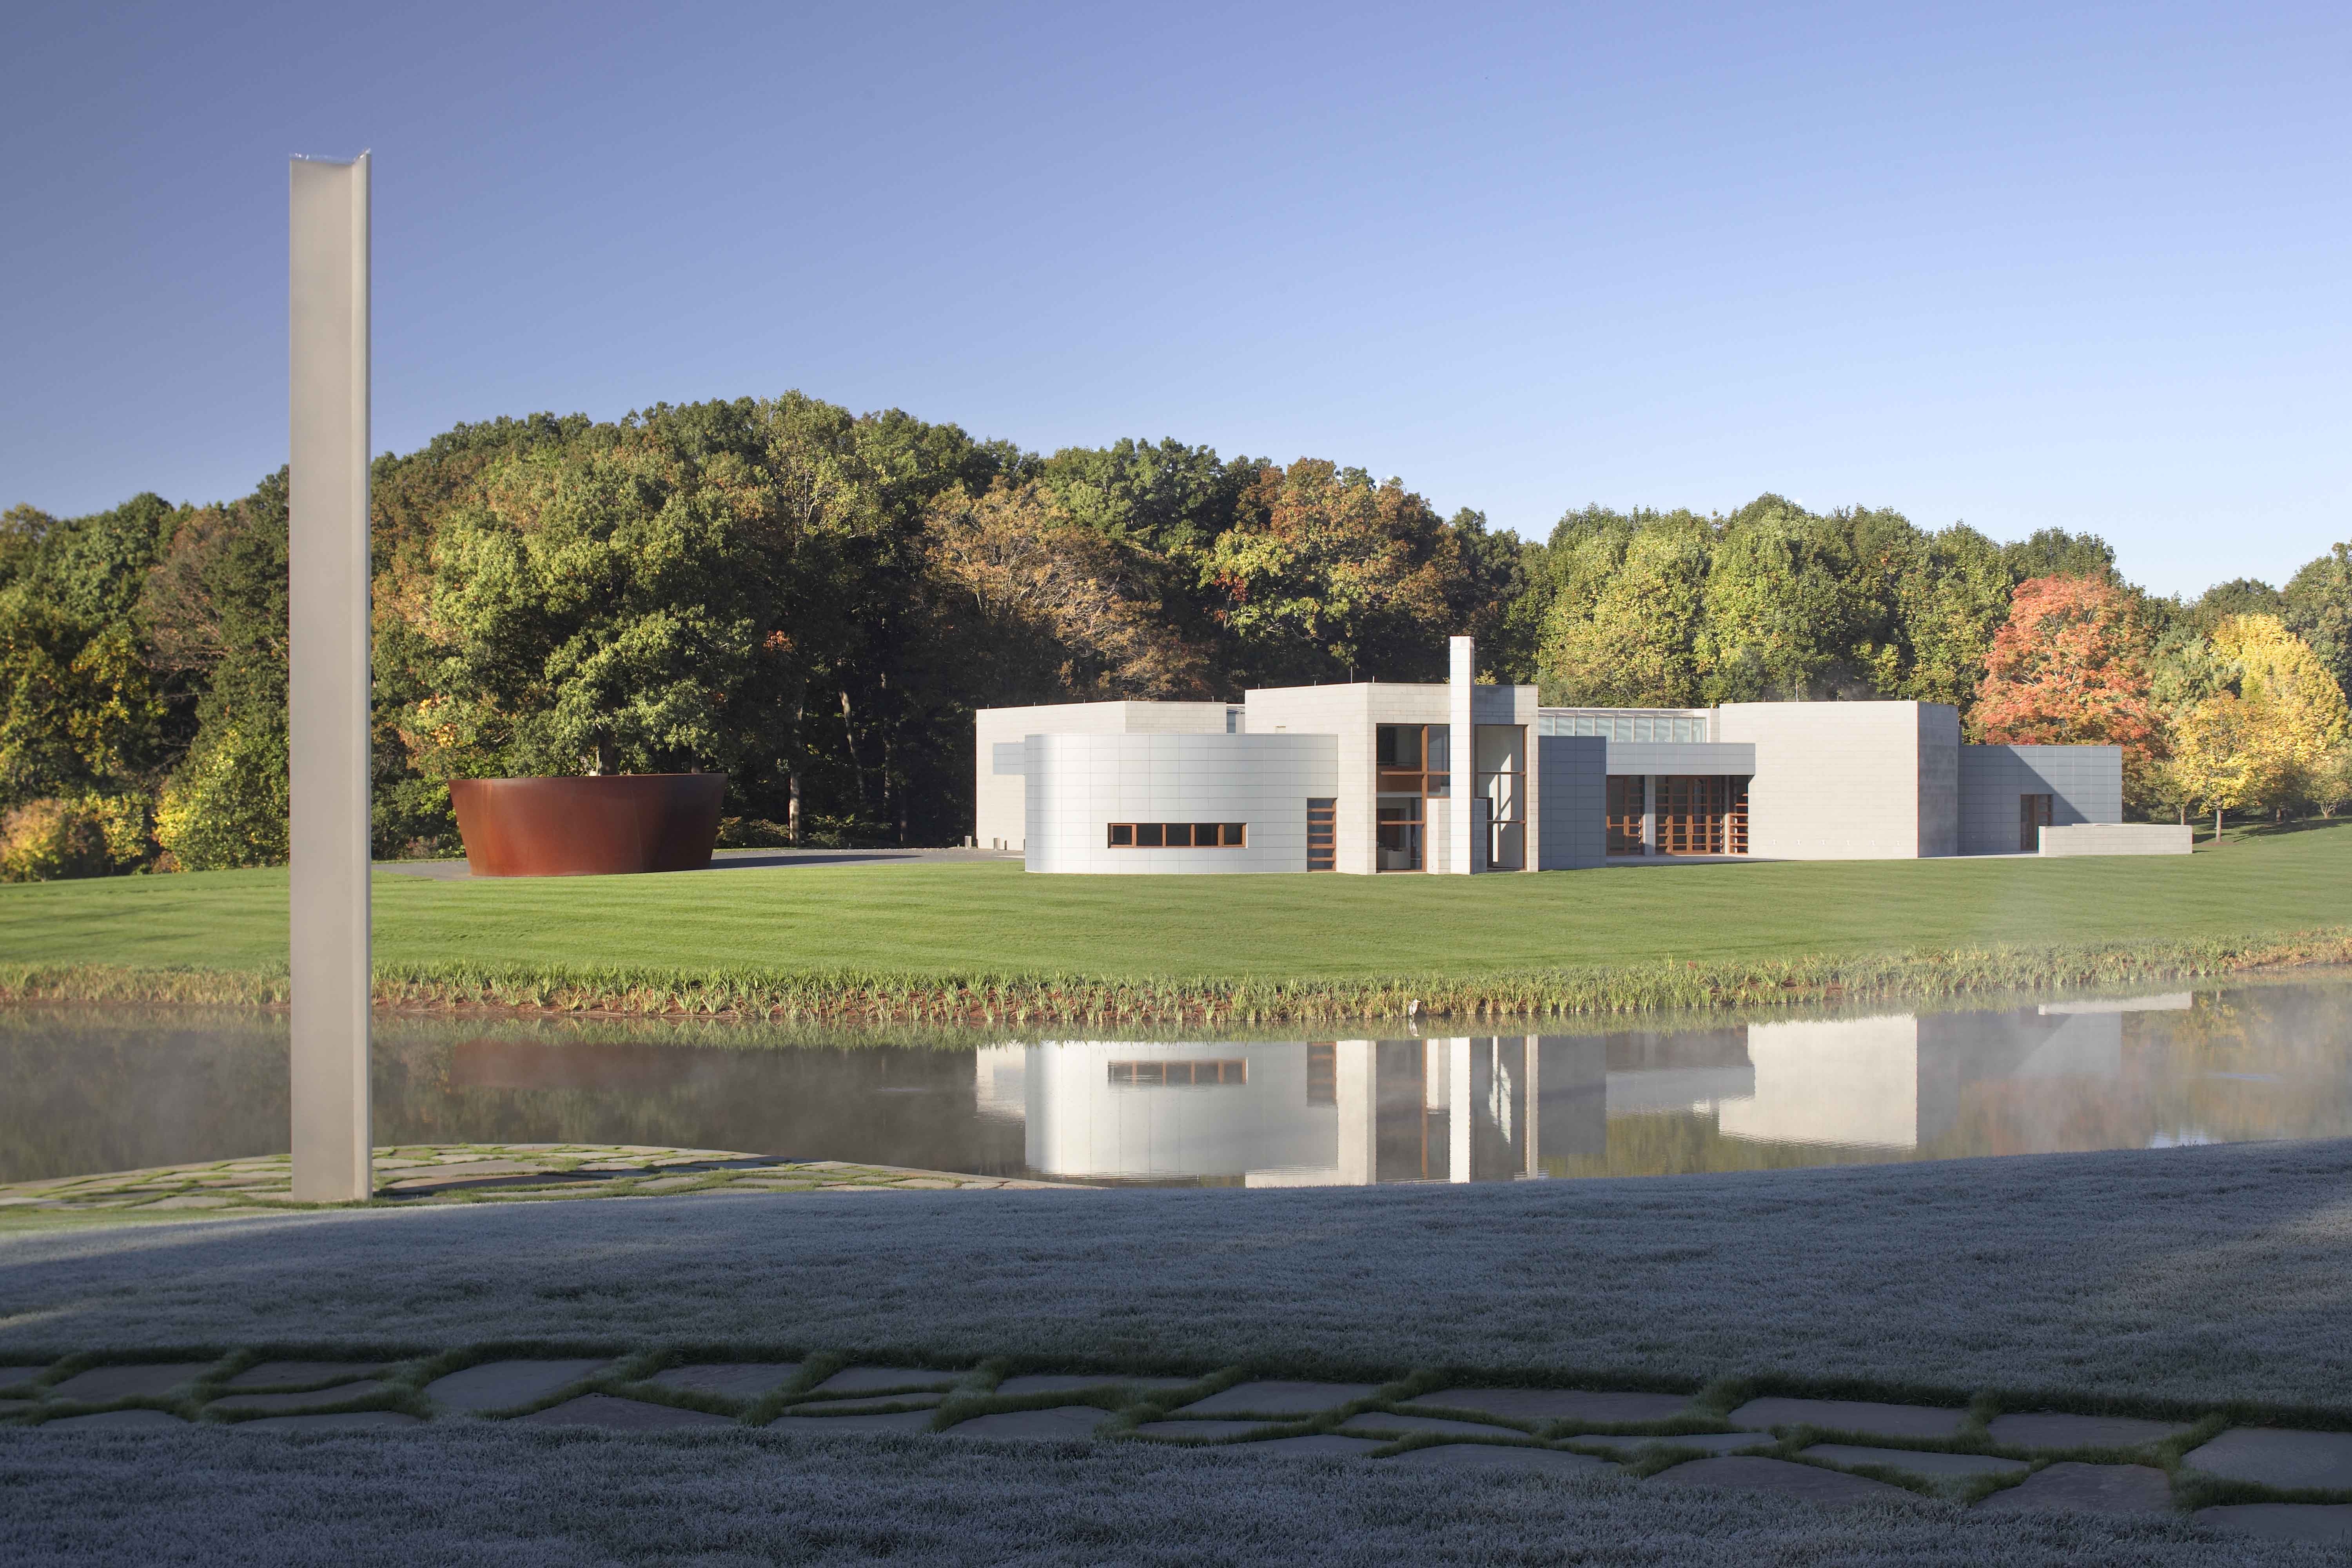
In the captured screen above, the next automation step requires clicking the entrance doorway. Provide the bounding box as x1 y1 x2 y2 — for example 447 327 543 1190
2020 793 2053 852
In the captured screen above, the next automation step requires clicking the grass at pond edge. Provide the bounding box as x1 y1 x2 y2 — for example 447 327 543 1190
4 927 2351 1024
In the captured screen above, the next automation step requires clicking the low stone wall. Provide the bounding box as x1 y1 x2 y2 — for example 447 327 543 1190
2040 824 2194 857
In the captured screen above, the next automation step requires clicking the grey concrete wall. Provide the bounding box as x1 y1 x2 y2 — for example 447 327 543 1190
1717 701 1945 859
2040 822 2190 856
1602 741 1755 776
1535 735 1606 868
1022 732 1338 873
973 700 1230 850
1918 705 1960 858
1958 744 2123 855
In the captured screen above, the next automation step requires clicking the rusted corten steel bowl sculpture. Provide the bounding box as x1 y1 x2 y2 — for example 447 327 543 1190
446 774 726 877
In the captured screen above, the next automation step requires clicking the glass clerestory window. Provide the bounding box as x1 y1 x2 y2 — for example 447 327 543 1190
1107 823 1247 848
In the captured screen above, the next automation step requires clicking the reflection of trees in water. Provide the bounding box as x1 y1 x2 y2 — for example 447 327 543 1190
2132 987 2352 1142
0 1010 1028 1183
0 1010 290 1182
372 1037 1024 1174
1548 1113 1906 1180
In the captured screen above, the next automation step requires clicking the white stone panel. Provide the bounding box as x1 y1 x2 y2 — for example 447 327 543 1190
2040 823 2192 856
1024 732 1338 874
972 700 1229 850
1715 702 1956 860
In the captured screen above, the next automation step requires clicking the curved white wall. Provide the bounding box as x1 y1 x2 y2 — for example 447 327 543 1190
1024 732 1338 874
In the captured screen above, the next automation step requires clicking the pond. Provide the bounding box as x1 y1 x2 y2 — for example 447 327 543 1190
5 976 2351 1187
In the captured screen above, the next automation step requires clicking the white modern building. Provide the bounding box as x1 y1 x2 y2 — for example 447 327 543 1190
976 635 2183 871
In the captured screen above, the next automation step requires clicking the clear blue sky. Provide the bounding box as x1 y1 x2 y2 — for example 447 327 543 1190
4 0 2345 597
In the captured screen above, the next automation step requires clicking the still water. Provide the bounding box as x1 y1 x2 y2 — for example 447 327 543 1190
5 978 2352 1187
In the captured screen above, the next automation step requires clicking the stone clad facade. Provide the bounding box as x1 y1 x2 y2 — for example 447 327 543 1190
976 637 2150 873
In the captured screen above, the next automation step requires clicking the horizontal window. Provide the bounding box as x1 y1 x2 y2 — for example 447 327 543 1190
1106 822 1247 848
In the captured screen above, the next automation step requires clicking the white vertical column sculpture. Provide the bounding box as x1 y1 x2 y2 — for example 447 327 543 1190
288 154 373 1203
1334 1041 1377 1184
1448 635 1474 874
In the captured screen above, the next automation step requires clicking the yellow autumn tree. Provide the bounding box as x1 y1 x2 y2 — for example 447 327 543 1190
2210 614 2350 815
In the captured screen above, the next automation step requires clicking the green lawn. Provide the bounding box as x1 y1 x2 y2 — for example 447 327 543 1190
2 820 2348 981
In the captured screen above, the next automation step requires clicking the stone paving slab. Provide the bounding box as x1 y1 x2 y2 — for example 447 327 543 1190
1410 1387 1691 1426
48 1363 215 1402
520 1394 738 1430
1727 1398 1967 1440
234 1411 426 1431
2194 1504 2352 1543
783 1392 945 1414
1801 1444 2030 1486
1133 1420 1269 1441
42 1408 189 1428
642 1363 803 1401
222 1359 394 1390
946 1406 1112 1440
2184 1428 2352 1490
423 1358 614 1414
1173 1380 1381 1417
1579 1431 1775 1458
208 1380 391 1414
1985 1412 2196 1449
1975 1462 2173 1514
808 1366 962 1396
1338 1412 1528 1439
1242 1434 1385 1457
768 1409 937 1434
1652 1456 1919 1504
1386 1443 1619 1474
0 1365 51 1388
993 1374 1200 1398
1 1144 1095 1221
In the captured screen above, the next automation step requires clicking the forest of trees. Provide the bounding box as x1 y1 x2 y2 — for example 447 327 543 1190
3 390 2348 878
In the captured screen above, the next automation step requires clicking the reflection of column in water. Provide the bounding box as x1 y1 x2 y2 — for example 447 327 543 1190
1336 1041 1376 1183
1450 1038 1472 1182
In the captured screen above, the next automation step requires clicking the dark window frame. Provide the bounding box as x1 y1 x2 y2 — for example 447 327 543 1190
1106 822 1248 849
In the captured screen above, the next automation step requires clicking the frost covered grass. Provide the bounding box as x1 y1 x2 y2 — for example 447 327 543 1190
9 1425 2337 1568
4 1136 2349 1412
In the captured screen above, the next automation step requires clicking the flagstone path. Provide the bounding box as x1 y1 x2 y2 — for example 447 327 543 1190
4 1355 2348 1544
0 1145 1080 1219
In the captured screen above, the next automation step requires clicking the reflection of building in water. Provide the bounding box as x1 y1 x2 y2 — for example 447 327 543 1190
980 996 2191 1181
978 1038 1607 1185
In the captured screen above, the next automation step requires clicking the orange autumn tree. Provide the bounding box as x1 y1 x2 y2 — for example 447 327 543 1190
1969 576 2161 795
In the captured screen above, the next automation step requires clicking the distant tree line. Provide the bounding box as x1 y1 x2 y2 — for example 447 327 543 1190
2 391 2347 878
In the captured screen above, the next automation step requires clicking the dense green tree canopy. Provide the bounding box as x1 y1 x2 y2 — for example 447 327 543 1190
3 388 2348 875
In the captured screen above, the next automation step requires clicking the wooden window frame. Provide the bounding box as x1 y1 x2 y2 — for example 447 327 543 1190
1376 723 1451 799
1306 799 1336 871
